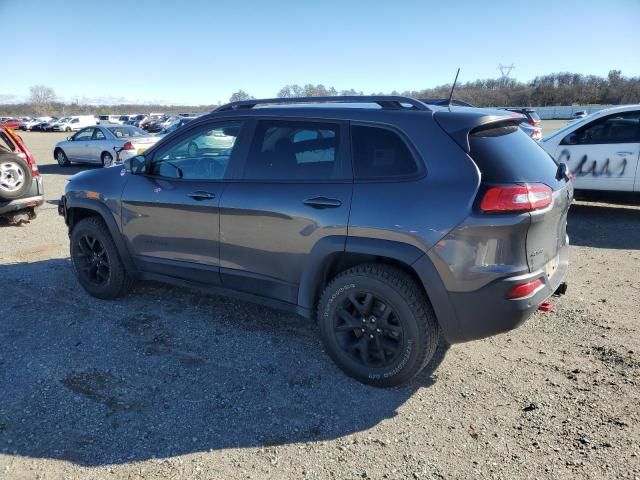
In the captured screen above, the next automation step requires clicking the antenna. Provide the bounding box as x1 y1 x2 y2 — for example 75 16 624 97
447 68 461 107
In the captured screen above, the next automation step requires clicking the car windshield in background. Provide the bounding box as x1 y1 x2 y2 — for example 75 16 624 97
108 126 149 138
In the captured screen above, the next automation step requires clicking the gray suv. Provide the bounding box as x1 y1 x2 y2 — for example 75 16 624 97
59 96 571 387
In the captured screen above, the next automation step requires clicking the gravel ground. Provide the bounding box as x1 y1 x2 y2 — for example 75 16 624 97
0 130 639 480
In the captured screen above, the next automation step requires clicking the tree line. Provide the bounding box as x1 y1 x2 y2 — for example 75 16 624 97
1 71 638 116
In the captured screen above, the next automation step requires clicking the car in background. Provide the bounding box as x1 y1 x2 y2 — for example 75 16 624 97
98 115 124 125
158 116 193 136
30 118 57 131
501 107 541 127
53 125 161 167
520 122 543 142
49 117 72 131
37 118 61 132
0 126 43 224
52 115 97 131
144 115 177 133
125 114 148 127
0 118 21 129
19 117 44 130
541 104 640 192
571 110 588 120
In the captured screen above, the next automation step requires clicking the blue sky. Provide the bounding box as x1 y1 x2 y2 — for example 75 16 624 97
1 0 639 105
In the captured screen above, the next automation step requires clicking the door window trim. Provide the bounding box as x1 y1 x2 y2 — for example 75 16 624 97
234 117 353 184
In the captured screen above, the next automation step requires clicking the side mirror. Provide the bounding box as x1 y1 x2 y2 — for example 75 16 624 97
124 155 147 175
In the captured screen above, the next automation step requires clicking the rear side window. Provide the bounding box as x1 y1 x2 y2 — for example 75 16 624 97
562 111 640 145
529 111 541 122
470 124 560 186
351 125 419 179
244 120 343 181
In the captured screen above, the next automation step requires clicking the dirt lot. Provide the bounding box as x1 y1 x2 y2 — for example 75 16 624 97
0 129 639 480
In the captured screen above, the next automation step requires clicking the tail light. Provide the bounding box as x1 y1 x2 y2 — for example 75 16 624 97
122 141 134 150
480 184 552 213
507 278 543 299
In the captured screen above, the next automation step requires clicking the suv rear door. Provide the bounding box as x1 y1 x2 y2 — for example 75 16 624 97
218 118 352 304
119 119 249 283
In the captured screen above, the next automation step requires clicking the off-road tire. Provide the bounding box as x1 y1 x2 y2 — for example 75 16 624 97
317 263 439 387
70 217 132 299
0 153 32 200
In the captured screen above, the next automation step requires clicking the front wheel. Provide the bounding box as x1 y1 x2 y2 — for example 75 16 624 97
55 148 70 167
317 264 439 387
70 217 132 299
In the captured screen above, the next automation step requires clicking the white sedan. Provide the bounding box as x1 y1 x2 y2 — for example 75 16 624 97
53 125 160 167
540 104 640 192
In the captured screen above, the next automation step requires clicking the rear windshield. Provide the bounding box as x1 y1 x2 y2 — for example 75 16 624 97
107 126 149 138
469 123 561 187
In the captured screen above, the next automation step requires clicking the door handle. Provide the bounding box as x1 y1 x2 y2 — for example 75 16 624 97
615 151 633 156
303 196 342 209
188 191 216 200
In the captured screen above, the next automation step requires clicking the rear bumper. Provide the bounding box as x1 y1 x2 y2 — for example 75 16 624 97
414 238 569 344
0 176 44 215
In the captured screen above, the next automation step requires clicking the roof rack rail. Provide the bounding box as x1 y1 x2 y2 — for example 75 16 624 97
214 96 431 113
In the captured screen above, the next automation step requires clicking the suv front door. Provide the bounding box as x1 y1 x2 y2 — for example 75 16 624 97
119 120 247 283
219 118 352 304
557 110 640 191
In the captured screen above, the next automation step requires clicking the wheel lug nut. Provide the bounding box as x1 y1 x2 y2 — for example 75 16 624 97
361 328 365 332
369 334 374 339
376 328 381 333
362 318 366 323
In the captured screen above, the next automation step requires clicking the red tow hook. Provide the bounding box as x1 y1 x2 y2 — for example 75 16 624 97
538 302 553 312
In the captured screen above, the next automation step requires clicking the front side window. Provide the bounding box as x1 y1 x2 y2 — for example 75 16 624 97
74 128 94 141
351 125 419 179
150 121 243 180
562 111 640 145
244 120 341 180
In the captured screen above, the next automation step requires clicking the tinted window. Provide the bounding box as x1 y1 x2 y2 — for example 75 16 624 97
151 121 242 180
470 123 560 186
562 111 640 145
74 128 94 141
244 120 341 180
93 129 105 140
351 125 418 179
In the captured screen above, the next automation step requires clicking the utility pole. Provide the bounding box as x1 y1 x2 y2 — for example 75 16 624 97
498 64 515 85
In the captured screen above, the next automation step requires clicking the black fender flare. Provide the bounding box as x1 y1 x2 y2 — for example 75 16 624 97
297 235 459 342
65 197 136 275
297 235 426 309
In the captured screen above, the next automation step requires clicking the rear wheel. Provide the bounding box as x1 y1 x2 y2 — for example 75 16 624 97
70 217 132 299
101 151 113 167
55 148 70 167
317 264 439 387
0 154 31 200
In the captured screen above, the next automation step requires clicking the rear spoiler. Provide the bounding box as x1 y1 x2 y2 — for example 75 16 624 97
433 107 524 153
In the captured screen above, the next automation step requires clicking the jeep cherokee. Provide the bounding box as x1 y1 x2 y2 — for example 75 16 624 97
59 96 571 387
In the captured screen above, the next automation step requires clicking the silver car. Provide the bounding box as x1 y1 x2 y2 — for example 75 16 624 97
53 125 161 167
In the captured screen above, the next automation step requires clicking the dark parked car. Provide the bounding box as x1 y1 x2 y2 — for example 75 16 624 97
59 96 571 386
0 127 44 223
500 107 541 126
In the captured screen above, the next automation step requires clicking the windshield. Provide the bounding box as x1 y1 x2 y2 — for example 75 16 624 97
108 126 149 138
